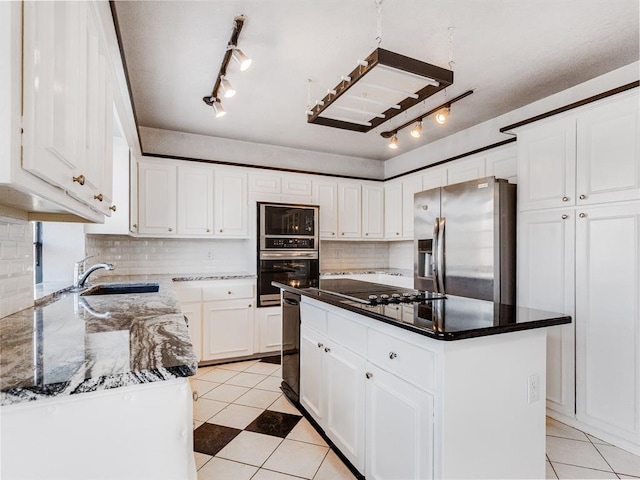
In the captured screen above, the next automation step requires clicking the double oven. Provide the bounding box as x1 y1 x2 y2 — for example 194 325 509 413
257 202 320 307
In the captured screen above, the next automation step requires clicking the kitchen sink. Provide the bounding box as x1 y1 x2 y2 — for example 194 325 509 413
81 282 160 296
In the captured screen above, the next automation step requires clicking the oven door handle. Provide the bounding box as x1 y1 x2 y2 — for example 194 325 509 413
260 252 318 260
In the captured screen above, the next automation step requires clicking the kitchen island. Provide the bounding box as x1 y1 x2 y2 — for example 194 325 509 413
0 278 198 480
276 279 571 480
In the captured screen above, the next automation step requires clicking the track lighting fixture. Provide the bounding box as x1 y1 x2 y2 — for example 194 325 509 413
435 107 450 125
410 121 422 138
202 15 251 117
380 90 474 149
218 77 236 98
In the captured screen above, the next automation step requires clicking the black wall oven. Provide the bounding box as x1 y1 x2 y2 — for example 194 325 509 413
257 203 319 307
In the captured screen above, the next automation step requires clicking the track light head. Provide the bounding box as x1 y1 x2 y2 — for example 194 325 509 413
388 134 399 150
232 48 252 71
219 77 236 98
410 121 423 138
435 107 450 125
212 99 226 118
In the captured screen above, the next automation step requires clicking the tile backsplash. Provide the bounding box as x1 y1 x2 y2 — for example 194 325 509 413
85 235 253 276
320 241 389 270
0 215 34 318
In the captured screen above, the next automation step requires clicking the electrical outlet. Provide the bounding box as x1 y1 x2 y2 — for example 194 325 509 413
527 374 540 403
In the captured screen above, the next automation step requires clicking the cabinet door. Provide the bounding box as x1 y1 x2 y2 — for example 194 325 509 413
257 307 282 353
214 169 248 236
338 182 362 238
180 301 202 362
22 2 86 198
177 164 214 236
486 146 518 184
402 176 423 239
518 209 575 416
300 325 326 425
138 161 177 235
281 175 312 197
324 341 366 473
362 184 384 239
313 181 339 239
576 93 640 205
384 182 403 239
365 363 434 480
421 166 447 191
446 156 486 185
575 202 640 443
202 300 254 361
517 116 577 211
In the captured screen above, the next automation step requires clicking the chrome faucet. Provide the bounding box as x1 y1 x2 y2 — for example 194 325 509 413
74 261 115 289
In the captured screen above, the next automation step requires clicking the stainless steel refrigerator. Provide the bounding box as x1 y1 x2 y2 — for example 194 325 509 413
414 176 516 305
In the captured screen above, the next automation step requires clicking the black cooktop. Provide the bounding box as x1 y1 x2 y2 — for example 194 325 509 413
313 278 445 305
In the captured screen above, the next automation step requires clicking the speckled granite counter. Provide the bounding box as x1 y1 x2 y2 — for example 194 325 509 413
1 278 197 406
321 268 412 278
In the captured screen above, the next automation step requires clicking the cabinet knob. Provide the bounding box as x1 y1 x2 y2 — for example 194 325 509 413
192 390 198 401
396 232 400 236
168 228 173 232
132 224 137 229
109 205 117 212
389 352 397 360
317 342 323 348
579 194 587 200
228 291 232 295
206 229 210 233
579 212 586 218
219 229 223 233
341 232 344 236
93 193 103 202
561 214 568 220
248 304 252 308
331 232 335 236
561 196 569 202
324 347 331 353
365 233 369 236
72 174 86 186
365 372 373 379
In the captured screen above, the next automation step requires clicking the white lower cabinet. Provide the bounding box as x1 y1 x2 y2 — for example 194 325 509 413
365 363 434 480
203 299 254 361
256 306 282 353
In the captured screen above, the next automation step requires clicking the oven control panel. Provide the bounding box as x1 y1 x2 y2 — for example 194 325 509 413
263 237 315 249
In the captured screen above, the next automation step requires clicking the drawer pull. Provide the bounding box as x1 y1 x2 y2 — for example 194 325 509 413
561 214 568 220
192 390 198 401
365 372 373 379
389 352 397 360
579 194 587 200
579 212 586 218
109 205 117 212
94 193 103 202
561 196 569 202
228 291 232 295
317 342 323 348
324 347 331 353
72 174 85 186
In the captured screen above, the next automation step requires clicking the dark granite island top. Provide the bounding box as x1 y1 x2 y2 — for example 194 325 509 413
274 278 571 340
0 279 197 406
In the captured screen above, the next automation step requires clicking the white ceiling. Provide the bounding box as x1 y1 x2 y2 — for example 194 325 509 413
113 0 639 162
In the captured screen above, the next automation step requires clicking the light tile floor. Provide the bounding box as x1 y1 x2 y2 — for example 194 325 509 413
191 358 640 480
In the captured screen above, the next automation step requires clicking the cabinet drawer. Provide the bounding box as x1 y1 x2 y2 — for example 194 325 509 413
301 300 327 333
367 329 435 392
172 284 202 303
327 311 367 356
203 283 254 301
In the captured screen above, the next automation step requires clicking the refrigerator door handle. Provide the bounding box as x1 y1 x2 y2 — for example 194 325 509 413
432 217 440 293
436 216 446 293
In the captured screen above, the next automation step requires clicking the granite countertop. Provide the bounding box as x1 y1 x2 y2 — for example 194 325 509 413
320 268 412 278
1 278 198 406
275 280 571 341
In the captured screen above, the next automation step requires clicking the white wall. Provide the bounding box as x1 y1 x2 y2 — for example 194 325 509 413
320 241 389 271
140 126 385 180
41 222 86 283
388 241 414 270
385 61 640 178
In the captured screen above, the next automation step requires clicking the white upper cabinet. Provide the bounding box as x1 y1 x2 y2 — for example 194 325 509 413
281 174 313 201
485 145 518 184
401 175 423 239
421 165 448 191
177 164 214 236
20 2 115 220
137 160 177 235
338 182 362 238
248 172 281 194
575 93 640 205
362 183 384 239
384 181 403 239
517 91 639 211
313 180 339 239
214 168 248 237
446 156 486 185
